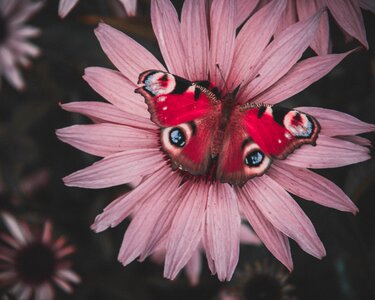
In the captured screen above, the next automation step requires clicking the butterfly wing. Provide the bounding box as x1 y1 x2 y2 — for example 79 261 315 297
136 70 219 175
217 106 320 184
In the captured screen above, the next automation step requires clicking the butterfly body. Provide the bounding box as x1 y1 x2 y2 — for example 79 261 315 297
136 70 320 185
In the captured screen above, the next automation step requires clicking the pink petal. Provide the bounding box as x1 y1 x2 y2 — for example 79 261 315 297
360 0 375 13
252 50 353 105
328 0 368 49
164 182 209 280
95 23 165 83
34 283 54 300
119 0 137 16
1 213 27 244
235 0 259 27
56 124 158 157
274 0 298 36
204 183 241 281
337 135 372 147
297 107 375 136
139 185 185 260
268 161 358 213
60 102 157 130
209 0 236 90
239 224 261 245
244 175 326 259
151 0 187 77
283 135 370 169
236 187 293 270
296 0 330 55
181 0 209 81
63 148 165 188
239 10 323 102
83 67 149 118
228 0 287 90
118 171 181 266
185 249 202 286
91 166 173 232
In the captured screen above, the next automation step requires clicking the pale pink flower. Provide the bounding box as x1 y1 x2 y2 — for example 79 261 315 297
0 213 80 300
57 0 374 281
58 0 137 18
151 224 261 285
259 0 375 55
218 260 295 300
0 0 42 91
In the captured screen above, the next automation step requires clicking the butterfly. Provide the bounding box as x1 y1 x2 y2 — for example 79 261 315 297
135 70 320 185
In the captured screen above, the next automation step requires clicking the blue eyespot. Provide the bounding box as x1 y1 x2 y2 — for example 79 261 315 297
169 128 186 147
244 150 264 167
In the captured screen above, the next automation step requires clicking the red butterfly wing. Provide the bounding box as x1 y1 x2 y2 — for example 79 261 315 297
136 70 214 127
136 70 219 175
217 106 320 185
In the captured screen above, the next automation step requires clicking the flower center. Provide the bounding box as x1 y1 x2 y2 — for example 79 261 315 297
15 242 56 285
243 274 283 300
0 16 7 44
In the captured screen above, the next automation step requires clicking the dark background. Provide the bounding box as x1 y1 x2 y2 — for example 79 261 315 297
0 1 374 299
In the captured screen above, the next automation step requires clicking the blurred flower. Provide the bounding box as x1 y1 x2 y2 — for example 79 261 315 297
57 0 374 281
259 0 375 55
218 260 296 300
0 0 42 91
151 224 261 286
58 0 137 18
0 213 80 300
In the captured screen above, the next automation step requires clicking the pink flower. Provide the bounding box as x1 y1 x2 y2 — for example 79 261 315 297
151 224 261 285
57 0 374 281
0 213 80 300
58 0 137 18
0 0 42 91
259 0 375 55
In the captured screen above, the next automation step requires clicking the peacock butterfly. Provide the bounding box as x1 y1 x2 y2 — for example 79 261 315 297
135 70 320 185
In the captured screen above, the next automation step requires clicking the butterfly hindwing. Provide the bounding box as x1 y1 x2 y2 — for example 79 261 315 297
217 106 320 184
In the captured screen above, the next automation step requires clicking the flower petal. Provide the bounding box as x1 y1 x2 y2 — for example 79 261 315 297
60 102 156 130
328 0 368 49
268 161 358 213
56 124 158 157
244 175 326 259
283 135 370 169
118 170 181 266
296 0 330 55
236 187 293 270
95 23 165 83
360 0 375 13
205 183 241 281
119 0 137 16
228 0 287 90
209 0 236 90
181 0 209 81
63 149 165 188
297 107 375 136
252 51 353 105
239 10 323 102
337 135 372 147
151 0 187 77
239 224 261 245
185 249 202 286
1 213 27 245
83 67 149 118
164 182 208 280
235 0 259 27
91 166 173 232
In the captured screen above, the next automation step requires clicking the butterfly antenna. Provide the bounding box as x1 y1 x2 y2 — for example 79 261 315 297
216 64 230 94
